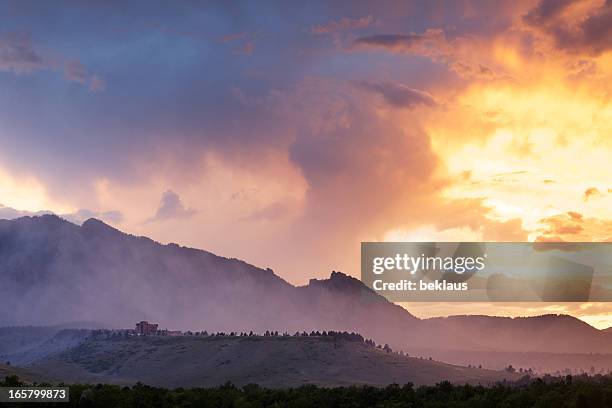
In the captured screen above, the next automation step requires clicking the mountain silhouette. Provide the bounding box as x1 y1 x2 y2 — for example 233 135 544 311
1 215 610 357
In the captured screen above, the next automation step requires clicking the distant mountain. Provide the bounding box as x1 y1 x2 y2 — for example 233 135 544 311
406 348 612 375
1 215 611 362
0 215 294 330
0 215 418 347
418 314 612 354
27 334 516 388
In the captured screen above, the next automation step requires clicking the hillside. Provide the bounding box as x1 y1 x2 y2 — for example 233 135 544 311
1 215 611 363
0 362 50 384
27 335 516 388
1 329 91 366
0 216 423 351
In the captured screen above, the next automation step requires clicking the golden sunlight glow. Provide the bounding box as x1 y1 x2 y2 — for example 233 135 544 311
427 76 612 238
402 302 612 329
384 225 482 242
0 166 74 214
493 45 522 70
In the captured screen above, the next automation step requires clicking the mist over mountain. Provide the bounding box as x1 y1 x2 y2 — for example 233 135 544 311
0 215 413 342
1 215 611 360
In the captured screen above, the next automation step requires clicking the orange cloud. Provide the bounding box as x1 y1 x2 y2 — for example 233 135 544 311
524 0 612 56
537 211 612 241
584 187 602 201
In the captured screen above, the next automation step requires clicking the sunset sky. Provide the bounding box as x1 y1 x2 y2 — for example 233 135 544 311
1 1 611 327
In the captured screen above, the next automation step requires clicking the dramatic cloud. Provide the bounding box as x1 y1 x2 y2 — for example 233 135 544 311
285 79 438 230
353 29 503 80
523 0 575 26
569 1 612 55
524 0 612 55
263 78 528 276
1 0 612 325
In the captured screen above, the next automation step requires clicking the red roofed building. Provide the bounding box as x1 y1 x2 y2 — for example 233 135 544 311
135 321 158 335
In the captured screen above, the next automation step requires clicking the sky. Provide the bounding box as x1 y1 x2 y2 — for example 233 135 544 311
1 0 612 327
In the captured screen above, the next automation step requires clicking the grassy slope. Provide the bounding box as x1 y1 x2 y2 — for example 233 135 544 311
29 335 517 388
0 363 51 384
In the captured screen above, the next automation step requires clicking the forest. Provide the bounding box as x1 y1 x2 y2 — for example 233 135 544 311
2 373 612 407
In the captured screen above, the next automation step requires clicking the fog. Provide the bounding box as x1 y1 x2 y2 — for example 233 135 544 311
1 215 612 367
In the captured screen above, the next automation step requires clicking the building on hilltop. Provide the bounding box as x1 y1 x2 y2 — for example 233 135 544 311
135 321 158 335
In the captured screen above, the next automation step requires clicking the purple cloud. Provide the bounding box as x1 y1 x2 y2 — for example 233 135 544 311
524 0 612 55
0 33 46 73
353 80 437 108
0 32 104 89
151 190 196 221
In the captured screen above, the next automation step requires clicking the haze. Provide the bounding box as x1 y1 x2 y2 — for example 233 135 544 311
0 0 611 327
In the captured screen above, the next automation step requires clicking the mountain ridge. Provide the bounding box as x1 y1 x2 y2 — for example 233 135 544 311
1 215 610 359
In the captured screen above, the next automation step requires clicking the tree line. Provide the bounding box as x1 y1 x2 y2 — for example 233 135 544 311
3 373 612 407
